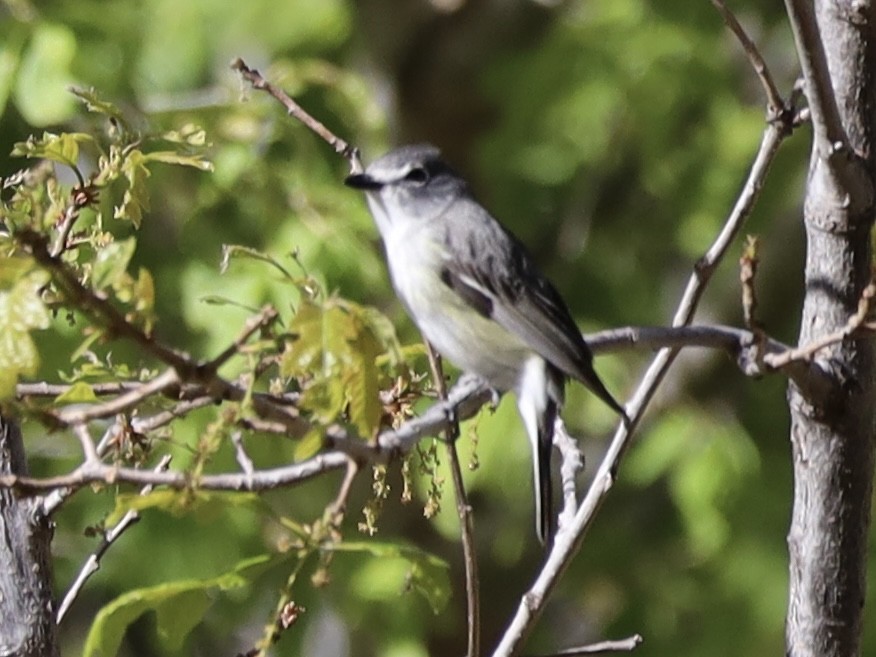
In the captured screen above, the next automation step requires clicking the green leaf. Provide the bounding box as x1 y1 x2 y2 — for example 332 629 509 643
160 123 208 146
293 427 324 461
0 266 50 398
105 489 259 527
344 310 382 437
69 87 128 126
336 541 451 614
91 237 136 291
11 132 94 168
281 297 394 437
360 307 405 368
142 150 213 172
83 554 273 657
54 381 98 404
0 255 36 287
114 150 150 227
220 244 294 280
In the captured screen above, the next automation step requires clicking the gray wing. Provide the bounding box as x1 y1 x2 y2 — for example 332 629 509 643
440 199 627 419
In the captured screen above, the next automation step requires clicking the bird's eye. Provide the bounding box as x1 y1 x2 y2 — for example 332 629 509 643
403 167 429 184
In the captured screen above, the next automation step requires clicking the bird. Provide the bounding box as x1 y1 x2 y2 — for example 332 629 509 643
345 143 628 543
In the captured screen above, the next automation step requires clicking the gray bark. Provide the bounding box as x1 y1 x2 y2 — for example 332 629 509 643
0 418 58 657
785 1 876 656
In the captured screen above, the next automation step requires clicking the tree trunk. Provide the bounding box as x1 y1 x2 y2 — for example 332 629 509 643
785 2 876 656
0 417 59 657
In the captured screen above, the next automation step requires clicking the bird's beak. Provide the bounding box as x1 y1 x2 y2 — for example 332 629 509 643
344 173 384 191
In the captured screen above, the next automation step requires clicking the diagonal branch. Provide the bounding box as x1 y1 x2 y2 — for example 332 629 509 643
55 454 172 623
710 0 785 116
491 66 801 657
231 58 361 170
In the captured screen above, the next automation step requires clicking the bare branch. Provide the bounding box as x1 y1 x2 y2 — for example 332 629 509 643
55 455 172 624
71 424 99 465
56 368 181 425
538 634 644 656
231 58 361 170
50 184 96 258
204 305 278 371
710 0 784 115
231 431 255 483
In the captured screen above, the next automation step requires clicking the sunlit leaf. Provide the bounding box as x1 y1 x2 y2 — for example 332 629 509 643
344 310 382 437
82 554 273 657
11 131 93 168
293 427 323 461
220 244 294 280
143 150 213 172
92 237 136 291
159 123 208 146
105 489 260 527
0 266 50 398
114 150 150 227
336 541 451 614
54 381 98 403
69 86 127 126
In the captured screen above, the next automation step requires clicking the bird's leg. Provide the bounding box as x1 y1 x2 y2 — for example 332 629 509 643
488 387 502 410
443 401 461 442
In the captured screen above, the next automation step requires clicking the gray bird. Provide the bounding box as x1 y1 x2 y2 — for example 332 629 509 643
345 144 627 543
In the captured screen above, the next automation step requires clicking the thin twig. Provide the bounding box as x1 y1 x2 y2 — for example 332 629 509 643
231 431 255 482
539 634 644 656
710 0 785 116
425 342 480 657
18 230 194 372
50 185 95 258
231 58 361 170
55 454 172 623
204 305 278 371
72 423 99 464
328 458 359 520
783 0 848 151
57 368 181 425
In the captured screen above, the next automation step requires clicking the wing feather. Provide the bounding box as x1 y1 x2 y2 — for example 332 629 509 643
439 198 626 417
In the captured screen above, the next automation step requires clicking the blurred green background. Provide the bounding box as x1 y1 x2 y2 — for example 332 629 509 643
3 0 867 655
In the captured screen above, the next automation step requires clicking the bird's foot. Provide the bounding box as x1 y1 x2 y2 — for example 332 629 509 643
443 403 461 442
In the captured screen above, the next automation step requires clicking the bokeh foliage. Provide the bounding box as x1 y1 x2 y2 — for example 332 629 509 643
1 0 872 656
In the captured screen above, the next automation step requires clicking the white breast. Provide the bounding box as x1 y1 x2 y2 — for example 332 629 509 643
380 217 533 392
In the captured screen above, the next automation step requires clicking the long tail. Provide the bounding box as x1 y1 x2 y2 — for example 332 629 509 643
518 359 563 545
